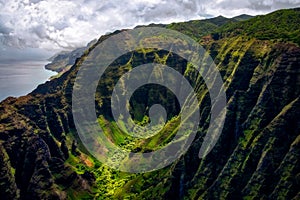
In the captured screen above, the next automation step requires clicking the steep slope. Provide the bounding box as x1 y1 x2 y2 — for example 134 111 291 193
215 8 300 45
182 38 300 200
0 8 300 199
46 39 97 73
166 16 237 41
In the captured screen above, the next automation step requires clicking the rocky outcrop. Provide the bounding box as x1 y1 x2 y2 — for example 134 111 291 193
45 39 97 73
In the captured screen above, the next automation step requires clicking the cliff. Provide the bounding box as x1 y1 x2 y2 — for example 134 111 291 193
0 8 299 199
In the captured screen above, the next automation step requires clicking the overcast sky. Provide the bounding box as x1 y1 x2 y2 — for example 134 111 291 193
0 0 300 56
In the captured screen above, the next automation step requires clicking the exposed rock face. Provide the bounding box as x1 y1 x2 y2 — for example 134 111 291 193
0 92 93 198
0 8 299 199
174 41 300 200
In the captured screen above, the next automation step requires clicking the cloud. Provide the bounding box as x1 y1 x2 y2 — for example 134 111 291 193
0 0 299 50
248 0 300 10
0 43 54 62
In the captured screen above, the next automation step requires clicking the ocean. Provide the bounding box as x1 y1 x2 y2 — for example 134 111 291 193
0 61 57 102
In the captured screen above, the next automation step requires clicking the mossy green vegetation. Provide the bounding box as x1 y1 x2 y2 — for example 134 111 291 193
0 7 300 200
217 8 300 46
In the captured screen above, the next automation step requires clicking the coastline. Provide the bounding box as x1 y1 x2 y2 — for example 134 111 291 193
0 60 57 102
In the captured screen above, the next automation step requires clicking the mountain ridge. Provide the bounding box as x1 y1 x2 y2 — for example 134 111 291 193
0 7 300 199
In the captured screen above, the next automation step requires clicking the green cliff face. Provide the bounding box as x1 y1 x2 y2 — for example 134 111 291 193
0 8 299 199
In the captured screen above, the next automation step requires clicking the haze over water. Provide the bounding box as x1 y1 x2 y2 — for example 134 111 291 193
0 61 57 102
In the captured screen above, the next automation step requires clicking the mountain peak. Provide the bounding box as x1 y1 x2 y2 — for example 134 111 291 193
231 14 254 21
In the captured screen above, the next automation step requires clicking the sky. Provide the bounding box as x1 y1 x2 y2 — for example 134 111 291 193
0 0 300 60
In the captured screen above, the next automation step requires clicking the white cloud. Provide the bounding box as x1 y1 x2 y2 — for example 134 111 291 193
0 0 299 50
